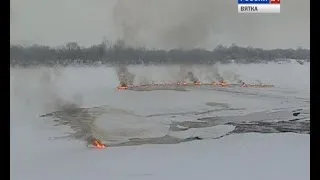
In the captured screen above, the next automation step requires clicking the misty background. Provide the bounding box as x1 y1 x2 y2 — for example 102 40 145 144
10 0 310 66
11 0 309 50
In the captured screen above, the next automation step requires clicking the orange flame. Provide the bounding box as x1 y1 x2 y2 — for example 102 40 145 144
93 140 106 149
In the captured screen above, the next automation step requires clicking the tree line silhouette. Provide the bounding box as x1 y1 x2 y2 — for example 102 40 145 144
10 40 310 66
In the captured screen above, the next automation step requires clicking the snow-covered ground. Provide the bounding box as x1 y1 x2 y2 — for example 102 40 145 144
10 61 310 180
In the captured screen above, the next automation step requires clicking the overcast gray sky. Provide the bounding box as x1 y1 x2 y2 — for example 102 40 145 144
10 0 309 49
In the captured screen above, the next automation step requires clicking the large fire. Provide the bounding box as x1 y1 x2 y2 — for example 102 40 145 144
116 81 274 90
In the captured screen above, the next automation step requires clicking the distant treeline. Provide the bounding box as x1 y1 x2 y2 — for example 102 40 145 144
10 40 310 66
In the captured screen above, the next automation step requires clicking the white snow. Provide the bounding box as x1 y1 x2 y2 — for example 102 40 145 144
11 133 309 180
10 62 310 180
168 125 235 139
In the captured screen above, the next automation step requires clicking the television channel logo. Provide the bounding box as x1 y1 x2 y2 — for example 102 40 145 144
238 0 280 14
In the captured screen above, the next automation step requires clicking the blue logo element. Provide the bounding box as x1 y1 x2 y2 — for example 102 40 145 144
238 0 270 4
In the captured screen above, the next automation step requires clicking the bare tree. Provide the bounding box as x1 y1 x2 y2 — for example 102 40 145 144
10 41 310 66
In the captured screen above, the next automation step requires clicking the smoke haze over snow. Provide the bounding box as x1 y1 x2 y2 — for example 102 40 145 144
11 0 309 49
113 0 215 49
113 0 310 50
115 65 135 85
10 68 83 114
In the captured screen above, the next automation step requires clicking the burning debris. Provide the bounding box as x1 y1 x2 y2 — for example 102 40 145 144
86 136 106 149
186 71 200 83
116 65 135 87
114 64 274 90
